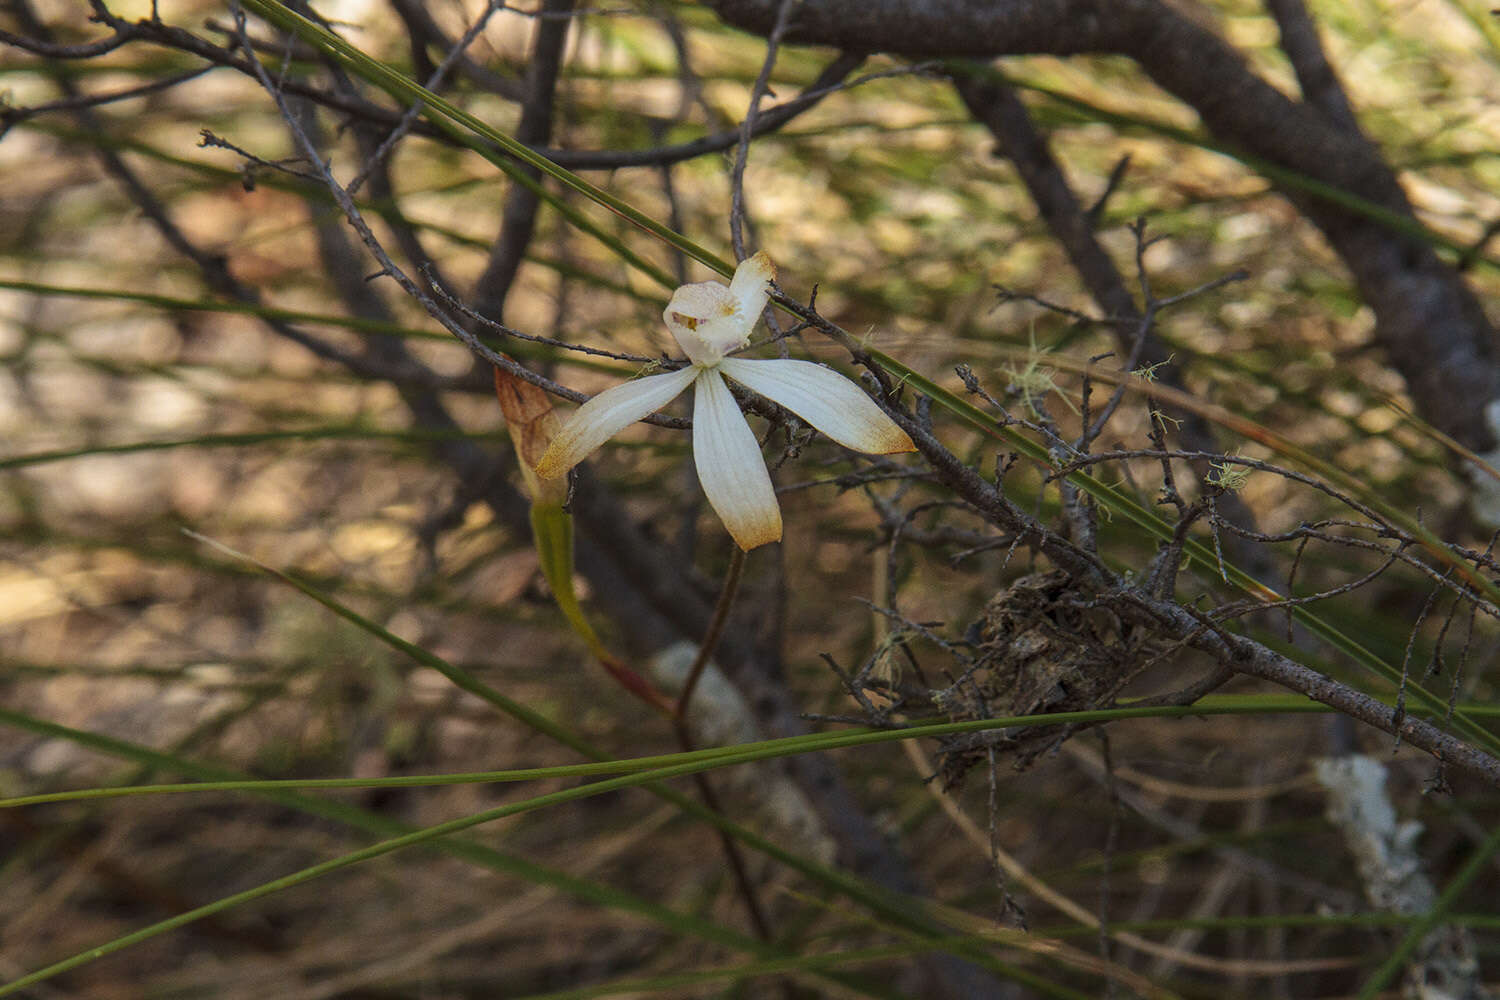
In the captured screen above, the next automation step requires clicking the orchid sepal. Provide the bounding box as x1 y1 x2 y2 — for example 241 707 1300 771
691 369 783 550
716 357 915 456
535 365 697 480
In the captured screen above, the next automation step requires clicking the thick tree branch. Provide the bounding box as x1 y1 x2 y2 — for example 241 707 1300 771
1265 0 1362 135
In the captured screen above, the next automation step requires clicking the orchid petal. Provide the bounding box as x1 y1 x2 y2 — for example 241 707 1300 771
728 251 775 326
662 253 775 365
717 358 916 455
535 366 698 480
663 282 745 366
692 369 782 550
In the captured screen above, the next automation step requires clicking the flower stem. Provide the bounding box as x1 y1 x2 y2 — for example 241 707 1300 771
668 545 777 947
674 545 747 721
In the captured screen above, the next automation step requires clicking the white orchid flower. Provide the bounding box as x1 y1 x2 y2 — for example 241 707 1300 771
535 252 915 550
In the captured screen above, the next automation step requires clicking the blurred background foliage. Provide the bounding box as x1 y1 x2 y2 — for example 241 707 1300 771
3 0 1500 997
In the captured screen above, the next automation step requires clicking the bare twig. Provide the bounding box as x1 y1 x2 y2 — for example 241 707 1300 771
347 0 509 195
729 0 797 261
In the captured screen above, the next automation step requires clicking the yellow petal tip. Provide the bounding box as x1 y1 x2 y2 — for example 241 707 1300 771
534 448 567 481
731 524 783 551
741 250 776 284
865 426 916 455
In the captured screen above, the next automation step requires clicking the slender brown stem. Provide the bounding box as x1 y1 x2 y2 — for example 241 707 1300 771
676 727 778 943
666 545 781 949
674 545 748 721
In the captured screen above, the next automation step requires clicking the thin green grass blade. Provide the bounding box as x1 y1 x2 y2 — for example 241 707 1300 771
507 944 927 1000
0 694 1347 809
0 671 1342 995
14 120 685 306
15 690 1283 996
1040 912 1500 939
0 706 899 1000
0 743 885 998
0 427 505 470
170 531 1113 959
0 278 637 372
0 277 448 340
182 529 598 755
3 698 1177 1000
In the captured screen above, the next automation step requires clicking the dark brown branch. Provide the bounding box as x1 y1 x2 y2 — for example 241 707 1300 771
541 51 868 170
956 71 1148 341
0 25 131 57
387 0 526 101
1265 0 1362 134
712 0 1104 58
1136 592 1500 786
470 0 576 326
0 66 213 138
